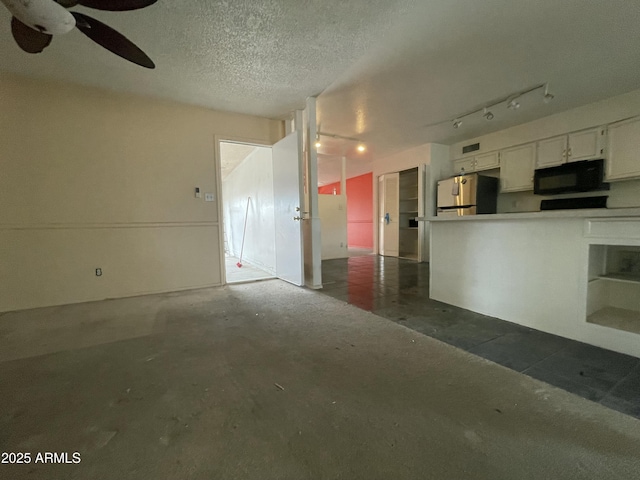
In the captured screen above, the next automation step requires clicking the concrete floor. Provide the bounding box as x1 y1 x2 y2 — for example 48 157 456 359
1 281 640 479
224 255 274 284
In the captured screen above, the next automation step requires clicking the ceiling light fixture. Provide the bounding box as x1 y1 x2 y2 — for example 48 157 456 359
507 98 520 110
316 131 366 153
314 133 321 148
483 108 494 120
452 119 462 129
543 83 555 103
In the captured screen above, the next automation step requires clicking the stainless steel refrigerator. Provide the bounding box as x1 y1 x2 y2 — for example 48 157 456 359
436 173 498 217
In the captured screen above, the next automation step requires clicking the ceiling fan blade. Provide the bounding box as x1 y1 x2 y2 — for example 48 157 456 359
77 0 157 11
55 0 80 7
71 12 155 69
11 16 53 53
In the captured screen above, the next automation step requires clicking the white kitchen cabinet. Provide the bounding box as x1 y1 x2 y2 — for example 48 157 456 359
453 157 475 174
568 128 605 162
500 143 536 192
475 151 500 170
536 136 567 168
453 151 500 174
607 116 640 181
536 127 605 169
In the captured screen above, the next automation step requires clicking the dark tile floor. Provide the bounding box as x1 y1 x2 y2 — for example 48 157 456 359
320 255 640 419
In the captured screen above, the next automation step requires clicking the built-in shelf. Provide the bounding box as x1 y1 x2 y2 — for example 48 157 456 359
398 167 420 262
587 243 640 336
587 307 640 335
597 273 640 285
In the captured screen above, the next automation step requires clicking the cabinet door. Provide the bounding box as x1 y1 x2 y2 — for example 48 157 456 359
378 173 399 257
453 157 475 174
475 151 500 171
536 136 567 168
500 143 536 192
607 117 640 181
568 127 605 162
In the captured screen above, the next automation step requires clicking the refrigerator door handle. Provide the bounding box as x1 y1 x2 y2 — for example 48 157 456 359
451 182 460 196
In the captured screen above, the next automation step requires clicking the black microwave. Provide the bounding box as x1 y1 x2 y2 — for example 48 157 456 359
534 159 608 195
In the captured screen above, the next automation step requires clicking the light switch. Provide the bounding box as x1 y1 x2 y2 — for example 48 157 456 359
205 193 215 202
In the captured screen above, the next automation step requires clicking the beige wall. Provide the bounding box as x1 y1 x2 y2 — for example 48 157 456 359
0 73 282 312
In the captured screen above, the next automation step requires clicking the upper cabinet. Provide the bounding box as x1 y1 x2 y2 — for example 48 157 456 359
607 117 640 181
500 143 536 192
536 127 605 169
453 151 500 174
568 128 605 162
453 157 475 175
475 151 500 171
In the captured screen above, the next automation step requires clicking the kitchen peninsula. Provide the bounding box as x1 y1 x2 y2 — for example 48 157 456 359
429 208 640 358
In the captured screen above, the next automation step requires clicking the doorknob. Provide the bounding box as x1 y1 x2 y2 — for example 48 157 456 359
384 213 390 224
293 216 304 221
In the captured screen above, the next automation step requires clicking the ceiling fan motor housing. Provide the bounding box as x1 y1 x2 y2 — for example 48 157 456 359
1 0 75 35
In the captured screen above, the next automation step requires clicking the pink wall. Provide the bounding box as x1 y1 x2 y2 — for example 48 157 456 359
318 173 373 248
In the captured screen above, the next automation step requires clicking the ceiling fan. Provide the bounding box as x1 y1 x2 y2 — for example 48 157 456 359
1 0 157 68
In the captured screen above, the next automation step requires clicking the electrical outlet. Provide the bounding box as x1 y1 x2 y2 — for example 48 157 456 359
95 268 102 277
205 193 214 202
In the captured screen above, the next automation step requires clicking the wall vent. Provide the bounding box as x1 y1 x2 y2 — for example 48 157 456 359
462 143 480 154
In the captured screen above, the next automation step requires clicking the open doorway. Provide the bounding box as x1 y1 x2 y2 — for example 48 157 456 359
317 150 374 259
220 141 276 284
318 171 374 257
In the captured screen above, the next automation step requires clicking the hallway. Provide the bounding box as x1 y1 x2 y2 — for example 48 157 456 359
320 256 640 419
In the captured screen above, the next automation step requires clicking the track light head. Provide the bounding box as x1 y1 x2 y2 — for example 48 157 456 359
452 119 462 129
507 98 520 110
483 108 494 120
543 83 554 103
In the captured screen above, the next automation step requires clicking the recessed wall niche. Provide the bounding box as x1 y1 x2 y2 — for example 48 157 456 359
587 244 640 335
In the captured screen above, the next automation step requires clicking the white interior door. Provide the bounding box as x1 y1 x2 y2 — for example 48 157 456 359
379 173 400 257
273 131 304 286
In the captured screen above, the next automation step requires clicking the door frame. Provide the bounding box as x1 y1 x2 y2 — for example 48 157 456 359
214 135 274 286
374 164 427 262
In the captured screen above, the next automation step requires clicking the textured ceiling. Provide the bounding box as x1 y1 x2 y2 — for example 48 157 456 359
1 0 639 167
317 0 640 156
0 0 408 118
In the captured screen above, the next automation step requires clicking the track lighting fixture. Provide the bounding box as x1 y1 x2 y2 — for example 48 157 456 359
315 131 366 153
425 82 555 130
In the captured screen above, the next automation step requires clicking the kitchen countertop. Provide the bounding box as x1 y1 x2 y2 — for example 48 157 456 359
428 207 640 221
